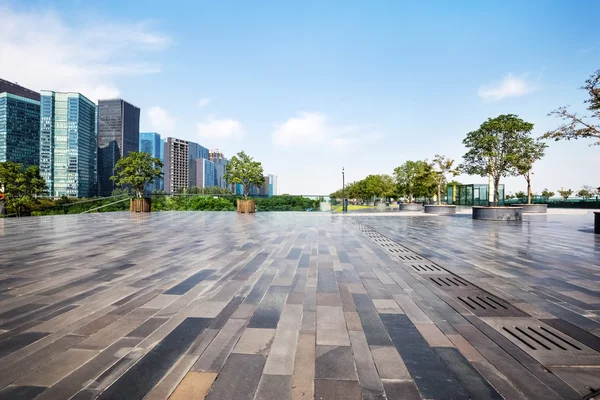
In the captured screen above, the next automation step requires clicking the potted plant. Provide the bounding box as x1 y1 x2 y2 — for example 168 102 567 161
394 160 436 211
424 154 458 214
111 152 163 213
460 114 535 220
224 151 265 213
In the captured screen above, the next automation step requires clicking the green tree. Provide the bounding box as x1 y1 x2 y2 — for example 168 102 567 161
541 188 555 201
0 162 47 216
577 186 595 199
394 160 436 202
515 138 547 204
224 151 265 199
111 152 163 198
364 174 395 201
557 188 573 201
460 114 535 206
544 69 600 146
505 193 515 200
514 191 527 202
432 155 458 205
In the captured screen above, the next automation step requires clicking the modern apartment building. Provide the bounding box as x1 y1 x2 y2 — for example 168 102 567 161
139 132 163 191
194 158 216 188
97 99 140 196
209 149 228 188
0 78 41 168
164 137 189 194
188 142 209 189
39 91 97 198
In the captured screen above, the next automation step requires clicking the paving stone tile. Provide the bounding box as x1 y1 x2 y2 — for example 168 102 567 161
314 379 361 400
0 385 46 400
96 317 212 400
291 333 315 400
349 330 385 397
255 374 291 400
16 348 98 387
316 305 349 346
415 324 453 347
352 294 393 346
370 346 410 380
315 345 357 380
234 328 276 355
372 299 403 314
192 318 246 372
168 371 217 400
381 379 421 400
205 353 265 400
248 286 289 329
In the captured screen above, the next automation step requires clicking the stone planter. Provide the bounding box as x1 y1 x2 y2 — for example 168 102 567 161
510 204 547 213
130 198 151 213
399 203 424 212
595 212 600 234
237 199 256 214
424 205 456 215
472 206 522 221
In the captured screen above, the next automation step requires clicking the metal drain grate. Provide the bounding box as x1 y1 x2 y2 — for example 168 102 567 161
397 254 424 261
429 275 470 288
452 292 526 317
410 264 447 273
501 325 582 352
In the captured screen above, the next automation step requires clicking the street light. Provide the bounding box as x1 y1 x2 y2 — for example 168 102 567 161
342 167 346 212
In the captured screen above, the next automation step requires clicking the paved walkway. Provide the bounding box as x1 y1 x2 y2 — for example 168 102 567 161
0 212 598 399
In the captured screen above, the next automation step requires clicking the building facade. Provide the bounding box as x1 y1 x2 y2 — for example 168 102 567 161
188 142 209 189
164 137 189 194
194 158 216 188
97 99 140 196
209 149 228 189
39 91 97 198
0 79 41 168
139 132 163 191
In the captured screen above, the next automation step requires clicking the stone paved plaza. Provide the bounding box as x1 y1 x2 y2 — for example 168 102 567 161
0 211 599 400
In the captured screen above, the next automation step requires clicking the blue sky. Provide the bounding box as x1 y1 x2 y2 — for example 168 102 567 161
1 0 599 195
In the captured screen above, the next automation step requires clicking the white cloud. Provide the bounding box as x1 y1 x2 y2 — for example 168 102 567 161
0 6 169 102
196 116 244 140
148 106 176 134
197 97 212 108
478 74 537 101
272 112 384 150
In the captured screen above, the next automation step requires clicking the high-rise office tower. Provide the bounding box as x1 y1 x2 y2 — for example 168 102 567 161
39 91 97 198
97 99 140 196
139 132 163 191
164 137 189 194
0 78 41 168
209 149 228 188
188 142 209 189
194 158 216 188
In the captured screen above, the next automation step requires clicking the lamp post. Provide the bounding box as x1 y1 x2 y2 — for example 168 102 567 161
342 167 346 212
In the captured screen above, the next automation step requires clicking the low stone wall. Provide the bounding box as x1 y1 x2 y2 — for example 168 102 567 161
400 203 424 212
511 204 547 213
472 206 523 221
424 205 456 215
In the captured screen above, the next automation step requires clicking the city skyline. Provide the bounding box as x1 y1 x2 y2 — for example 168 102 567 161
0 1 599 195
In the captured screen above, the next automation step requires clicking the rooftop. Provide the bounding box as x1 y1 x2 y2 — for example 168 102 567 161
0 211 598 399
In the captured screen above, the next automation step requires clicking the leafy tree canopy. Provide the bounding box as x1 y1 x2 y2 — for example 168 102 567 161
111 152 163 198
394 160 436 202
0 162 47 216
557 188 573 200
544 69 600 146
460 114 535 205
224 151 265 199
432 155 458 205
541 188 555 199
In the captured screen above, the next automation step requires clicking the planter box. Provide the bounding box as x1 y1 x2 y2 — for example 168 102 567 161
595 212 599 234
510 204 547 213
424 205 456 215
237 199 256 214
473 206 522 221
130 198 151 213
400 203 424 211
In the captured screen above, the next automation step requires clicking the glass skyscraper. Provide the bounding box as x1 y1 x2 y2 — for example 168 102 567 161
209 149 228 188
39 91 97 198
0 79 41 168
97 99 140 196
139 132 163 191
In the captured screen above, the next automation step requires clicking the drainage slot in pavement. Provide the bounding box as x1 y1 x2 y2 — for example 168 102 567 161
502 325 583 352
410 264 446 273
429 276 470 287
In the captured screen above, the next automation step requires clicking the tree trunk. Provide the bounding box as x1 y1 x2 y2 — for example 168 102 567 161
437 182 442 205
493 176 500 206
526 171 532 205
